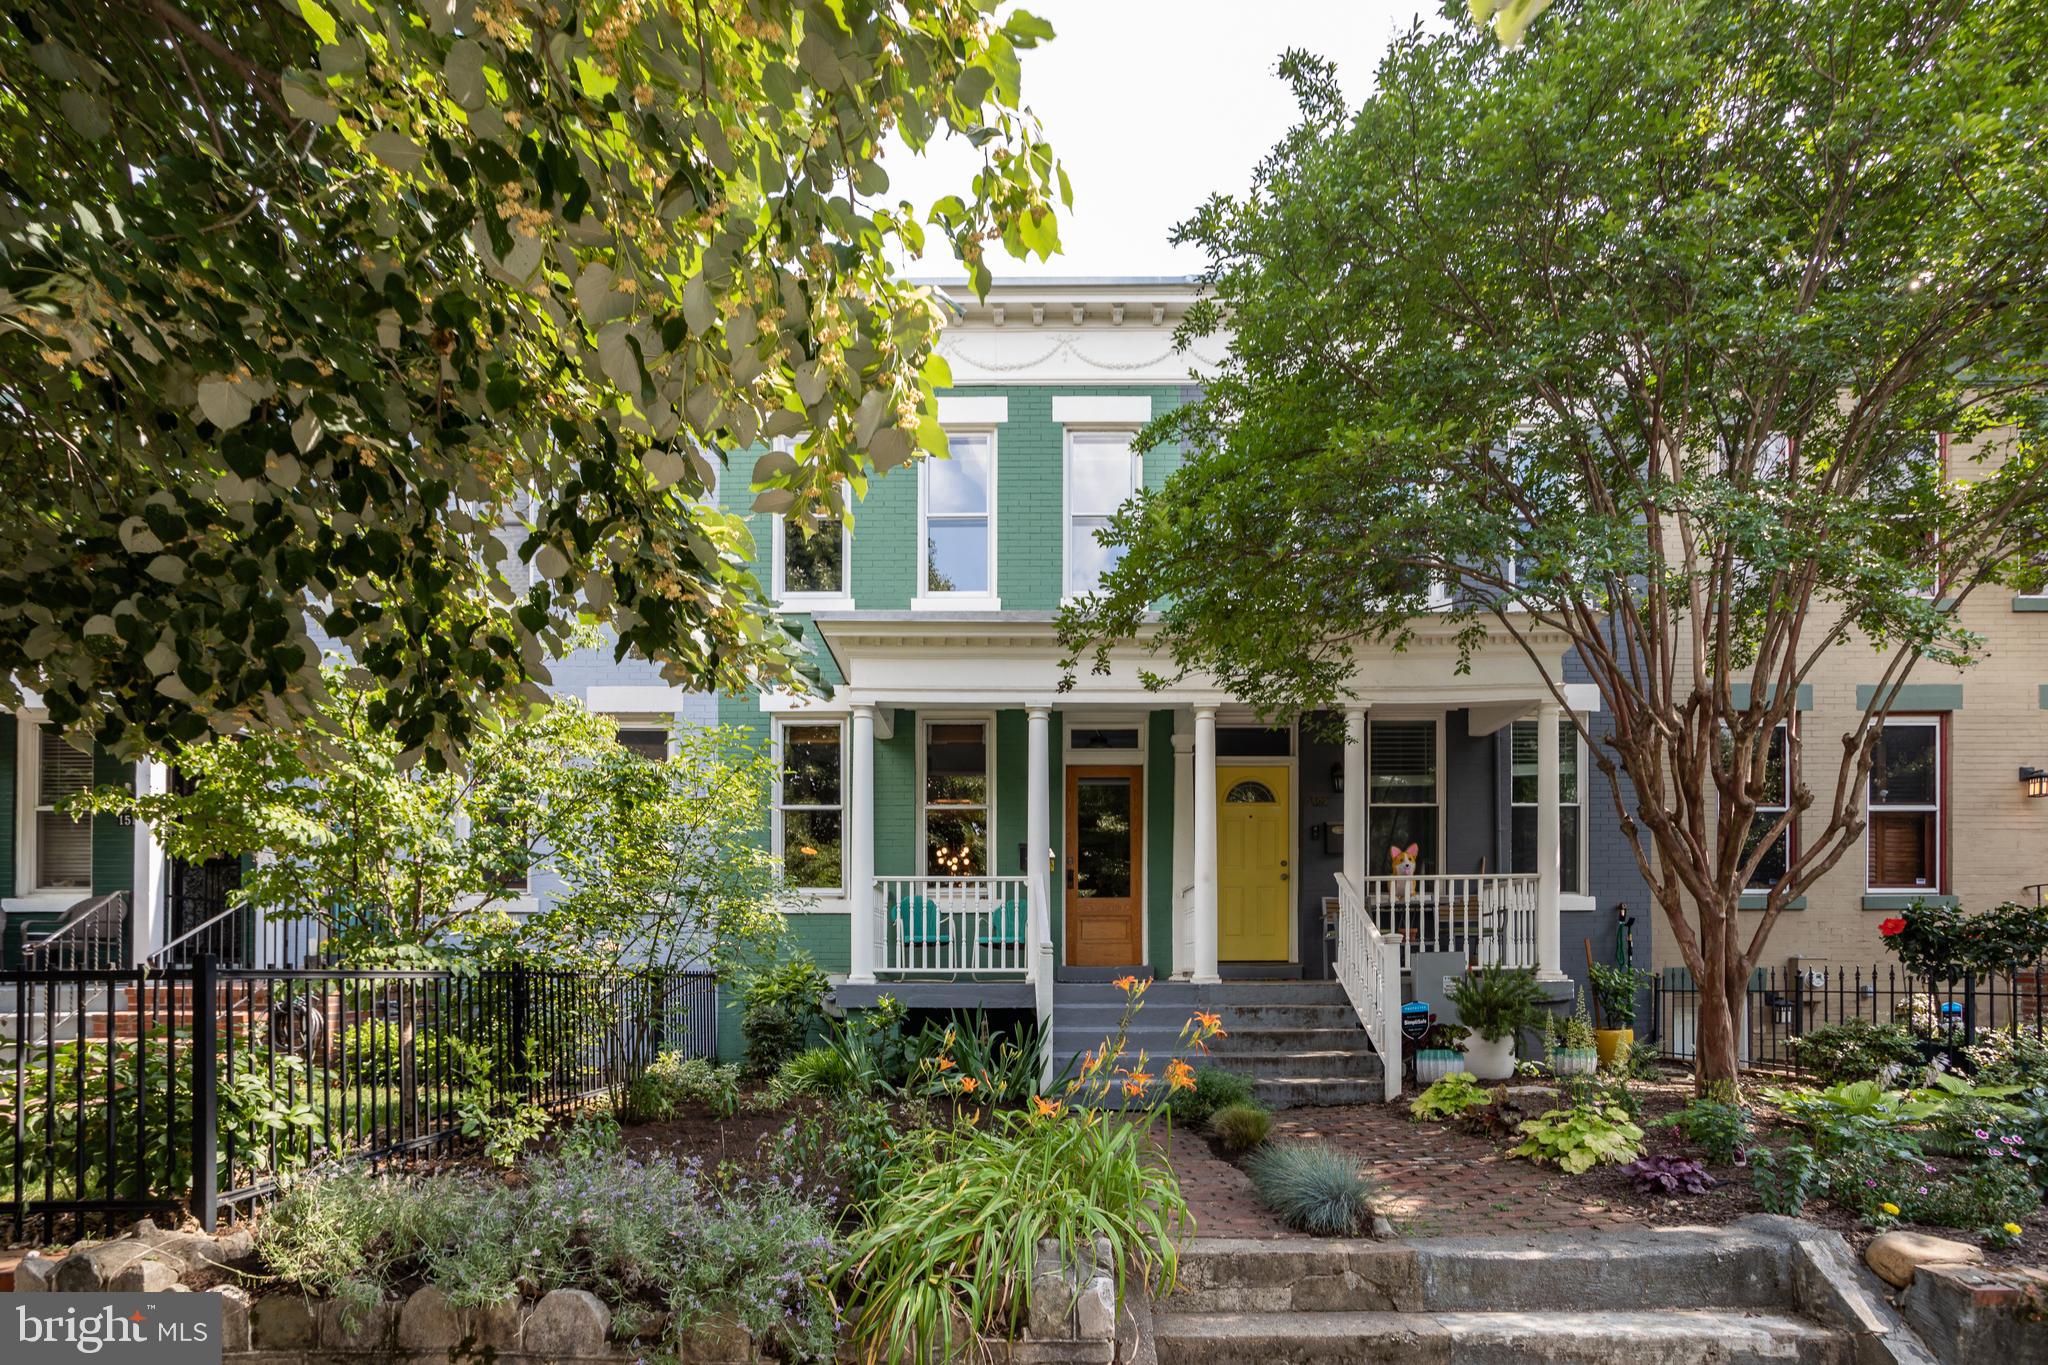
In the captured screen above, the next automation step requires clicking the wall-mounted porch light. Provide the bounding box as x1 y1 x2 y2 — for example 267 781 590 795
1330 761 1345 794
2023 766 2048 798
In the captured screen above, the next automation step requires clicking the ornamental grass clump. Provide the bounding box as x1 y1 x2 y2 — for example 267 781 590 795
1208 1102 1273 1154
835 975 1220 1363
1245 1141 1375 1235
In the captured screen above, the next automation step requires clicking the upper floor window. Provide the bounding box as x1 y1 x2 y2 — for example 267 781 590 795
36 726 93 890
1868 717 1941 891
774 515 849 602
1509 716 1585 896
776 721 844 893
1066 431 1140 596
922 431 994 597
615 726 670 761
1736 723 1791 889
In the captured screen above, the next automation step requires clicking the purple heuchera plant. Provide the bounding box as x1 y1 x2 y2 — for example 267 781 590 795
1622 1154 1716 1195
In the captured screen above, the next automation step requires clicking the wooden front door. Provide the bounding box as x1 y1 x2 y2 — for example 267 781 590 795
1065 765 1144 967
1217 765 1291 961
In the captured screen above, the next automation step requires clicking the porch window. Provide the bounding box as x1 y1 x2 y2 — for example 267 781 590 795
1067 431 1139 595
36 726 94 889
1868 717 1941 891
776 721 844 892
1509 717 1584 895
775 515 848 599
1367 720 1438 877
1736 724 1791 889
923 431 994 596
924 721 990 876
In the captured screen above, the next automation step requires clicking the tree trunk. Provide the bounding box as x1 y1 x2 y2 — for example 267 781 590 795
1693 966 1744 1099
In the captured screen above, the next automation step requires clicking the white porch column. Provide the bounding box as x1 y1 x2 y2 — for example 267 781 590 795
1170 721 1195 978
1535 699 1564 978
1191 705 1221 984
128 760 169 966
1026 705 1051 956
847 704 877 984
1341 707 1367 889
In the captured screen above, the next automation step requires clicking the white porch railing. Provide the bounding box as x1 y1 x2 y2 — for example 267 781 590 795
874 876 1033 977
1359 873 1539 970
1333 874 1402 1102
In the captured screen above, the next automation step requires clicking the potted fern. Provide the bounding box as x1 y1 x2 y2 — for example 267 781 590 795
1447 965 1545 1081
1546 996 1598 1076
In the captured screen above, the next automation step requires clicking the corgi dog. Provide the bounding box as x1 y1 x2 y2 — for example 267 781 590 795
1388 843 1420 899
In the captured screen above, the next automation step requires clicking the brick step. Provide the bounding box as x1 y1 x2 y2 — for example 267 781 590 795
1151 1309 1847 1365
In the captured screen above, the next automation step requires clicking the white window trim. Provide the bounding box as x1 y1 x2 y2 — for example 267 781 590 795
1061 427 1143 601
770 512 854 610
916 714 997 878
16 715 96 897
1509 715 1590 900
1063 712 1148 764
774 716 847 900
913 428 1001 611
1866 714 1943 893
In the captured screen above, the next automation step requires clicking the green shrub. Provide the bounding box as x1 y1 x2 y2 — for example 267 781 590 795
836 1106 1187 1361
1657 1098 1752 1165
1763 1080 1923 1160
768 1046 855 1103
738 956 829 1078
1786 1019 1924 1084
1245 1141 1374 1235
1750 1143 1821 1216
1166 1066 1254 1126
1410 1072 1491 1123
1966 1031 2048 1089
1209 1102 1273 1154
1826 1149 2042 1230
623 1052 742 1121
259 1147 838 1360
1508 1104 1645 1174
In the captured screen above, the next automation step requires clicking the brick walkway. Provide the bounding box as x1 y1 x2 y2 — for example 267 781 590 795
1166 1104 1650 1239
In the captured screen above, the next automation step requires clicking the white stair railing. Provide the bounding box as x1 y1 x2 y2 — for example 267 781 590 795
1334 874 1403 1102
1359 873 1539 969
874 876 1033 976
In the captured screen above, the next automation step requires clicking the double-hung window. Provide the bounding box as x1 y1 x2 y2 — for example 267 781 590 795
1509 717 1584 895
615 726 670 761
35 726 93 890
776 721 845 893
1740 724 1792 889
774 515 849 603
1367 720 1439 877
1066 431 1139 596
1867 717 1941 891
923 721 991 876
922 432 995 599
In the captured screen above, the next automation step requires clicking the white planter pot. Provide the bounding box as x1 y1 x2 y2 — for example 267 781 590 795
1461 1034 1517 1081
1548 1047 1599 1076
1414 1049 1466 1087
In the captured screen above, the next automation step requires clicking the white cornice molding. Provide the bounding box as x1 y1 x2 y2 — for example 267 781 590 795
938 328 1227 386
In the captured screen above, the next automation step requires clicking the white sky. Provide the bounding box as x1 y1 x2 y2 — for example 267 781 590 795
883 0 1448 279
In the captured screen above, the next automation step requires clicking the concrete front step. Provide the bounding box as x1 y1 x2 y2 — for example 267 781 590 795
1151 1309 1848 1365
1054 979 1352 1006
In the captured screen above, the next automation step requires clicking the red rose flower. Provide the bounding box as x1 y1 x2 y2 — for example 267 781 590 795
1879 917 1908 938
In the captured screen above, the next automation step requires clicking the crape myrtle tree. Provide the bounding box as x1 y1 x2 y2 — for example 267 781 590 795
1060 0 2048 1093
81 665 786 972
1 0 1065 766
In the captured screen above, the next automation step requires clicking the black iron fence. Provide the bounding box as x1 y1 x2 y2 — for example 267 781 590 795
1648 961 2046 1072
2 958 718 1241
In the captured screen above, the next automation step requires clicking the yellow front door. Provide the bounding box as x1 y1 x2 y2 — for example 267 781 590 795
1217 765 1291 961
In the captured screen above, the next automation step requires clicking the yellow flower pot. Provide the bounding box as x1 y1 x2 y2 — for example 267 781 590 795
1594 1027 1634 1069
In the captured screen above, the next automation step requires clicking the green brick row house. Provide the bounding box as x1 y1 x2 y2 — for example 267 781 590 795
717 279 1613 1097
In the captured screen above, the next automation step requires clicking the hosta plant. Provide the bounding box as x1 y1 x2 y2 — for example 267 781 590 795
1620 1155 1715 1196
1409 1072 1491 1123
1509 1104 1645 1174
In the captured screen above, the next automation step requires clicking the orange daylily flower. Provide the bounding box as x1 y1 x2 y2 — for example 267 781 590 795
1193 1010 1223 1034
1033 1095 1066 1118
959 1076 979 1094
1113 974 1142 993
1165 1058 1196 1092
935 1056 956 1071
1121 1067 1155 1098
1079 1048 1103 1077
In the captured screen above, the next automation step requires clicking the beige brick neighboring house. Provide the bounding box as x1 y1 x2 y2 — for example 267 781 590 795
1648 428 2048 979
